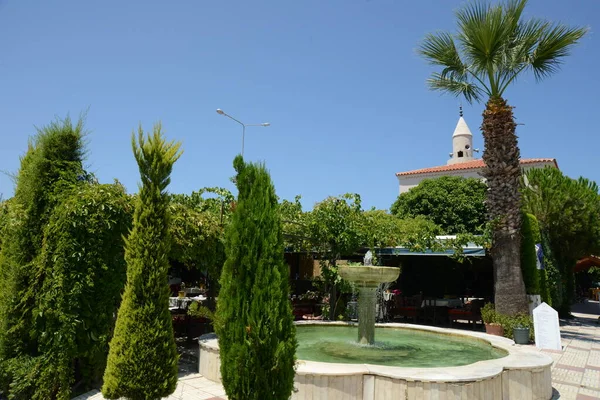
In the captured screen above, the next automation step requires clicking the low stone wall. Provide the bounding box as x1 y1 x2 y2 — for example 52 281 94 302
198 323 553 400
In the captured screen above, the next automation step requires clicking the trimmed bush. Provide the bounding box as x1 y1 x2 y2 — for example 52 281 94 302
102 124 181 400
215 156 297 400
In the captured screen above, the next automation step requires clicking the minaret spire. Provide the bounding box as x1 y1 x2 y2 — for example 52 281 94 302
447 108 474 165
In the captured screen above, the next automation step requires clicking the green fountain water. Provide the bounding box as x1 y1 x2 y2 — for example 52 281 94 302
321 253 506 367
296 325 507 367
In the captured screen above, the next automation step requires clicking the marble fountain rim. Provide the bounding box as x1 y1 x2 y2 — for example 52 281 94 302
198 321 553 383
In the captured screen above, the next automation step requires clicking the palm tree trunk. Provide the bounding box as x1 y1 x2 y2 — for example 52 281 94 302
481 96 528 316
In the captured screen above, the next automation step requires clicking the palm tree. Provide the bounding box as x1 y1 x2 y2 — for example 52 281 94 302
419 0 587 315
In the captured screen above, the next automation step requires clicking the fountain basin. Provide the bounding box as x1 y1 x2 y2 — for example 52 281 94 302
199 322 553 400
337 265 400 286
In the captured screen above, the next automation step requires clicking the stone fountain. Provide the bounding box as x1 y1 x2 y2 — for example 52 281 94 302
199 248 553 398
337 251 400 345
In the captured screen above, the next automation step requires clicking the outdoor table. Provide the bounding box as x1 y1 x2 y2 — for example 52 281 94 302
421 298 463 308
169 295 206 310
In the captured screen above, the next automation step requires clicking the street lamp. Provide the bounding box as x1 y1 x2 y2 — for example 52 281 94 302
216 108 270 157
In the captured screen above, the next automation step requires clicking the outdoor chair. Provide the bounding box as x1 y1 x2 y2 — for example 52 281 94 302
448 299 484 329
391 294 422 323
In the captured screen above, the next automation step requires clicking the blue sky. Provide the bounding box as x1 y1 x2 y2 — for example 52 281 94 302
0 0 597 211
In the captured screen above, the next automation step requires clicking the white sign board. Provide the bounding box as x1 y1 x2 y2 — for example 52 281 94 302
533 302 561 351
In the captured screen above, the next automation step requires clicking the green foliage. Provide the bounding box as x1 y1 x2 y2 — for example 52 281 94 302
281 195 310 251
0 116 86 398
216 156 296 400
170 188 233 308
482 304 534 340
169 201 223 275
31 182 132 399
0 356 42 399
0 198 10 251
309 194 364 257
540 230 559 308
102 124 181 400
419 0 587 102
480 303 497 324
171 187 234 220
362 210 442 248
523 167 600 314
308 194 364 319
391 176 487 234
520 213 540 294
498 313 534 341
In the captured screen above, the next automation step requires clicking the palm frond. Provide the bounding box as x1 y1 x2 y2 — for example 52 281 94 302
456 1 506 72
530 24 588 81
419 32 466 77
419 0 586 100
496 17 548 92
427 73 484 103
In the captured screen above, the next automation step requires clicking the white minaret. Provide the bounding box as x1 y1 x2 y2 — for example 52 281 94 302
447 106 476 165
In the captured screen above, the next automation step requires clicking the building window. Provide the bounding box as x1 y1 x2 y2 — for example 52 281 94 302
457 151 464 158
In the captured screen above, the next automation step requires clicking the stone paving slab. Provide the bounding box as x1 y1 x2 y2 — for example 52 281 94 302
548 300 600 400
71 374 227 400
73 301 600 400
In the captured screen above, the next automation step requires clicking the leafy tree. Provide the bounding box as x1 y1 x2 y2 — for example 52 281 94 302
216 156 296 400
419 0 587 315
171 187 235 229
280 195 311 251
522 167 600 315
362 210 441 249
169 202 223 274
391 176 486 234
102 124 181 400
0 116 86 398
32 182 132 399
308 194 364 320
170 188 233 312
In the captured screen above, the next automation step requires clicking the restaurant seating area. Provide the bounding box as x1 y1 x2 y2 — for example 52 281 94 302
387 294 486 328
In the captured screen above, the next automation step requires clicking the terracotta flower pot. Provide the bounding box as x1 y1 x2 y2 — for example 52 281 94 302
485 323 504 336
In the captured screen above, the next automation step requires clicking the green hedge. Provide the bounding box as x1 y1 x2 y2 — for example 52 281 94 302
32 182 132 399
520 213 540 295
0 116 86 399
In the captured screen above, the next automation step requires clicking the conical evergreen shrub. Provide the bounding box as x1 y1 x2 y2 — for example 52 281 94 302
102 124 181 400
215 156 297 400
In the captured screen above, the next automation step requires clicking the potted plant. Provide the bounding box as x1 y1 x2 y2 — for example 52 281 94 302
481 303 504 336
178 282 186 298
511 314 531 345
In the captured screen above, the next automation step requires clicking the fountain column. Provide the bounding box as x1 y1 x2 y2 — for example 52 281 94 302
357 284 378 345
338 252 400 346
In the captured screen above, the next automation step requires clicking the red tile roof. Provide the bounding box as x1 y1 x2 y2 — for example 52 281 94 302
396 158 558 177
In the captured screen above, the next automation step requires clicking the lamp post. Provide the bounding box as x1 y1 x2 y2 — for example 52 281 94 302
216 109 270 157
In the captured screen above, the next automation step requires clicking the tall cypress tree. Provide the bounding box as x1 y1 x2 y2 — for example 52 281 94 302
215 156 296 400
102 124 181 400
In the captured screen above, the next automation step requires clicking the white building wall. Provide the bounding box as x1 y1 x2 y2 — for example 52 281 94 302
397 161 555 194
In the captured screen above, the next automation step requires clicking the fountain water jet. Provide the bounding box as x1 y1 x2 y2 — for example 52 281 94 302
337 251 400 345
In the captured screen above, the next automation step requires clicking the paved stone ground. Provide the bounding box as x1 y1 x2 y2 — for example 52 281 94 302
73 301 600 400
546 299 600 400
